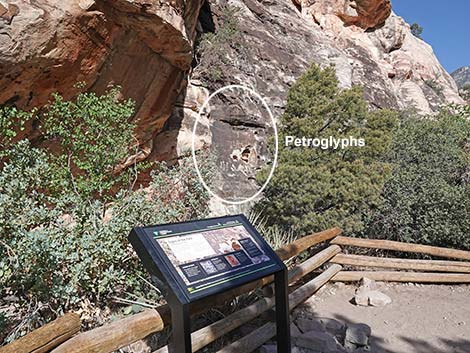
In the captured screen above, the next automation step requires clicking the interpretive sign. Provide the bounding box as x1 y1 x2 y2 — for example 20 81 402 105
129 214 291 353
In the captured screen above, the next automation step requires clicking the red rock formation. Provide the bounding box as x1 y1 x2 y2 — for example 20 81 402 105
0 0 203 162
337 0 392 30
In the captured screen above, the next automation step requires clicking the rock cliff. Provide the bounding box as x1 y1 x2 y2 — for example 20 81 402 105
0 0 204 164
0 0 465 204
452 67 470 89
155 0 464 210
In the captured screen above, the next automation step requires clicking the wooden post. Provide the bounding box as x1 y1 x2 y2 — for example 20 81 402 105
190 228 342 314
0 313 80 353
154 246 341 353
331 236 470 261
215 265 343 353
331 271 470 283
50 309 165 353
51 228 341 353
276 227 342 260
330 253 470 273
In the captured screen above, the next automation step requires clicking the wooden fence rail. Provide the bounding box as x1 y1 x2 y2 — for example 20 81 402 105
154 245 341 353
0 313 80 353
331 236 470 261
5 228 470 353
215 265 343 353
330 253 470 273
49 228 342 353
332 271 470 283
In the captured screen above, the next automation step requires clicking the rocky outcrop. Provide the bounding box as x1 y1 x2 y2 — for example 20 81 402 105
452 66 470 88
337 0 392 30
0 0 465 209
158 0 463 212
300 0 463 111
0 0 204 163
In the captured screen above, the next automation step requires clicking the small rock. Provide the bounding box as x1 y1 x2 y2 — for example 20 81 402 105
354 347 371 352
296 318 325 333
291 347 314 353
368 291 392 307
344 323 371 350
354 287 370 307
260 344 277 353
354 277 391 307
318 317 346 336
291 322 303 338
78 0 95 10
296 331 338 352
360 277 378 291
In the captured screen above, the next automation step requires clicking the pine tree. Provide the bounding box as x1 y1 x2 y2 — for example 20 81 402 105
255 65 397 235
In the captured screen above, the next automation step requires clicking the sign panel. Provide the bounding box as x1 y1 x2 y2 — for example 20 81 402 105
129 215 284 302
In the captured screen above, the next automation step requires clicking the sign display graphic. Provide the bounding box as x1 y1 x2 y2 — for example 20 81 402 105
155 222 274 295
128 214 291 353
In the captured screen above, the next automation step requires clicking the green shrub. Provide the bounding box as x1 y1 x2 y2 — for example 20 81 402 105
410 23 423 39
424 78 444 97
0 144 212 341
255 65 397 236
461 84 470 102
366 112 470 249
0 106 32 154
43 88 136 198
195 5 241 83
0 92 212 342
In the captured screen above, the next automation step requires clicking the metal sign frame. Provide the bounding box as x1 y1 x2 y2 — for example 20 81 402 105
129 214 291 353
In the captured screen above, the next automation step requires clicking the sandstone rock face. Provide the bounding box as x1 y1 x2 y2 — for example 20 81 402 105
0 0 464 211
337 0 392 30
160 0 463 213
0 0 204 162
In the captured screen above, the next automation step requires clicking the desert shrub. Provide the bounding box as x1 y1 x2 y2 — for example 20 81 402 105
424 78 444 97
248 211 295 250
366 111 470 250
460 84 470 102
255 65 397 236
0 106 32 155
42 88 137 198
0 92 212 342
195 5 241 82
410 23 423 39
0 146 212 342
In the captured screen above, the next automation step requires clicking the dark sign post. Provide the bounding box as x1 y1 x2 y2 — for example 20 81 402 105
129 214 291 353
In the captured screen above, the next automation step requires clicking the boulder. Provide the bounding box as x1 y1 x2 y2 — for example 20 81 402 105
354 287 370 307
296 330 339 352
344 323 371 350
354 278 392 307
260 345 277 353
296 318 326 333
368 291 392 307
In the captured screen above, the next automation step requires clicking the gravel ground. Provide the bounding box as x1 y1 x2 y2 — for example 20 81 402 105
294 282 470 353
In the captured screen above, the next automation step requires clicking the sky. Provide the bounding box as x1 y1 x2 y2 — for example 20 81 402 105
392 0 469 74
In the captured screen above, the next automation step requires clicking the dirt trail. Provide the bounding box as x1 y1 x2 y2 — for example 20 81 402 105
295 282 470 353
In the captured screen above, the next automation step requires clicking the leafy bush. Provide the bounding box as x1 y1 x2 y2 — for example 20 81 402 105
0 106 32 153
0 92 212 342
366 111 470 249
410 23 423 39
255 65 397 236
43 89 136 198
